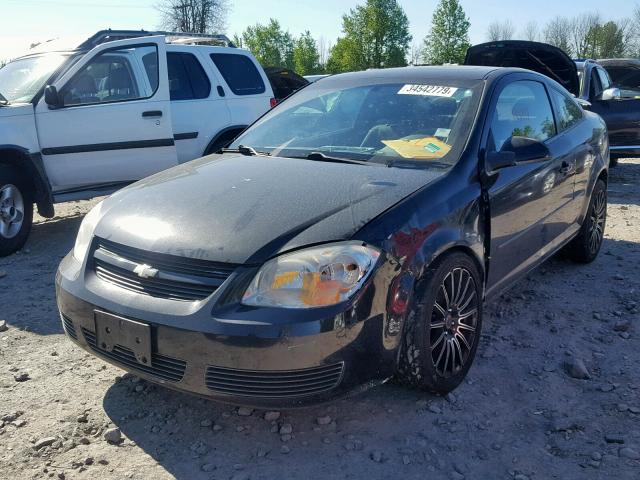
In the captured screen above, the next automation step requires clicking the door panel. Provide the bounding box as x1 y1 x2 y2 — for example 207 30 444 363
590 98 640 149
167 50 231 162
485 79 577 292
487 158 568 289
36 36 177 191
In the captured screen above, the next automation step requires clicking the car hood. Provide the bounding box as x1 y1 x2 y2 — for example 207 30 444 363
465 41 579 96
94 154 444 264
0 102 34 118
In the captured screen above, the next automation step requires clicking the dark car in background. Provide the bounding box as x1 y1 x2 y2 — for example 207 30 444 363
57 66 608 407
465 41 640 165
598 58 640 98
264 67 309 103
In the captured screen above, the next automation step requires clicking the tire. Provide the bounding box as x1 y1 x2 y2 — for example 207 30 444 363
0 165 33 257
609 156 618 167
564 179 607 263
398 252 483 394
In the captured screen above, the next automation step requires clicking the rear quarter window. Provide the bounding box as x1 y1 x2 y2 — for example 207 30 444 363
210 53 265 96
549 87 583 132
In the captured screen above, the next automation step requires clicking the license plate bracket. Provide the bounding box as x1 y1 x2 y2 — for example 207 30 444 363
94 311 151 366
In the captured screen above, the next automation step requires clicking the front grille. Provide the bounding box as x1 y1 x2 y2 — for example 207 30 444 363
205 363 344 398
92 238 237 301
82 328 186 382
61 314 77 340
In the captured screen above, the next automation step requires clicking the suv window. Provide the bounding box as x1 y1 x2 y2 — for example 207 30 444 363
549 88 583 132
210 53 265 96
63 45 157 106
490 80 556 151
596 67 611 91
589 69 603 99
167 53 211 100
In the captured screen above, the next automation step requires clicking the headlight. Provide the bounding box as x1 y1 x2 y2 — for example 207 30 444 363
242 242 380 309
73 201 103 262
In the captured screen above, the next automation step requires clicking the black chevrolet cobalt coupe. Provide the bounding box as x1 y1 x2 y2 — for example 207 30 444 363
56 66 608 407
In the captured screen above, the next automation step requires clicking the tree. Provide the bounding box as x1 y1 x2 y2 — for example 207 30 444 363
326 0 411 73
422 0 471 65
231 33 243 48
583 20 629 59
157 0 228 34
487 20 515 41
522 21 539 42
409 41 423 65
570 13 601 58
543 16 572 55
241 19 294 68
293 31 321 75
317 36 332 71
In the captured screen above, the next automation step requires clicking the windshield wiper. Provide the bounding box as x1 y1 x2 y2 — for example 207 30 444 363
303 151 384 166
221 145 270 156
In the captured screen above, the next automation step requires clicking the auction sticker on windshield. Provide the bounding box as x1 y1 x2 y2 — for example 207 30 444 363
398 84 458 97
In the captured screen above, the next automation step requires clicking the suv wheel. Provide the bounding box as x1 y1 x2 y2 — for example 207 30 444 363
398 252 483 394
0 166 33 256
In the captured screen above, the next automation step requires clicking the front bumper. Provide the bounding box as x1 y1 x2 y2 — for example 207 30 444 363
56 251 402 408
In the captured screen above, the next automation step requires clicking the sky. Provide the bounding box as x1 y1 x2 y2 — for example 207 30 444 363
1 0 638 62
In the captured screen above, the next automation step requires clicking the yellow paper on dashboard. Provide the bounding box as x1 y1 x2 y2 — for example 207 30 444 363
382 137 451 159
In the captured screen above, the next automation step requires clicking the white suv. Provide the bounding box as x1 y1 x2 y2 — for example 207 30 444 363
0 30 274 256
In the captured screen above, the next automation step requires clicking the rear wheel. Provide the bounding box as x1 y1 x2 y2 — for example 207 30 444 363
564 179 606 263
398 252 482 394
0 166 33 257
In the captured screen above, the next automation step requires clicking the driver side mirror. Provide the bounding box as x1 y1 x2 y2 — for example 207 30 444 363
600 87 621 101
485 136 551 172
44 85 62 108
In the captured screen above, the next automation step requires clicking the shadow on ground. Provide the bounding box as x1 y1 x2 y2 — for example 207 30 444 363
0 213 83 335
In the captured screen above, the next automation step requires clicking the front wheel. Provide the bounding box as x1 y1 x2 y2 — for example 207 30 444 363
564 178 607 263
398 252 483 394
0 167 33 257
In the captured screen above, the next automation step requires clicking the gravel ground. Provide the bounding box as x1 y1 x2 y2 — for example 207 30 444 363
0 159 639 480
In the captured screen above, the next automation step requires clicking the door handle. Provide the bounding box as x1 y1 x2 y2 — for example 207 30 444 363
559 161 572 174
142 110 163 118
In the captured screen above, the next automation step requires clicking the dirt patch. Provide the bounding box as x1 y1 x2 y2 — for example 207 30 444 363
1 160 639 480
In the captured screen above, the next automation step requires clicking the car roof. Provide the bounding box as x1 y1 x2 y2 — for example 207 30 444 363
598 58 640 68
320 65 515 84
13 29 237 60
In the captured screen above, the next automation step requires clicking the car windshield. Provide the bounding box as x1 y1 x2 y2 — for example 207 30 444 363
0 53 69 103
604 66 640 98
230 77 484 168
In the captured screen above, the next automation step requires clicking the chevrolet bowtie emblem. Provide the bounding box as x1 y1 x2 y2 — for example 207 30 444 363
133 264 159 279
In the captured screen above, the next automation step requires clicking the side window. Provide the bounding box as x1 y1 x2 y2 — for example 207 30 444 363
596 67 611 91
589 69 602 99
142 52 158 92
167 53 211 101
549 88 583 132
63 45 157 106
210 53 265 96
490 80 556 151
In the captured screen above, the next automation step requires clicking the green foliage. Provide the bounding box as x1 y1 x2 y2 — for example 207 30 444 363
423 0 471 65
241 19 295 69
326 0 411 73
584 21 626 59
293 31 321 75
